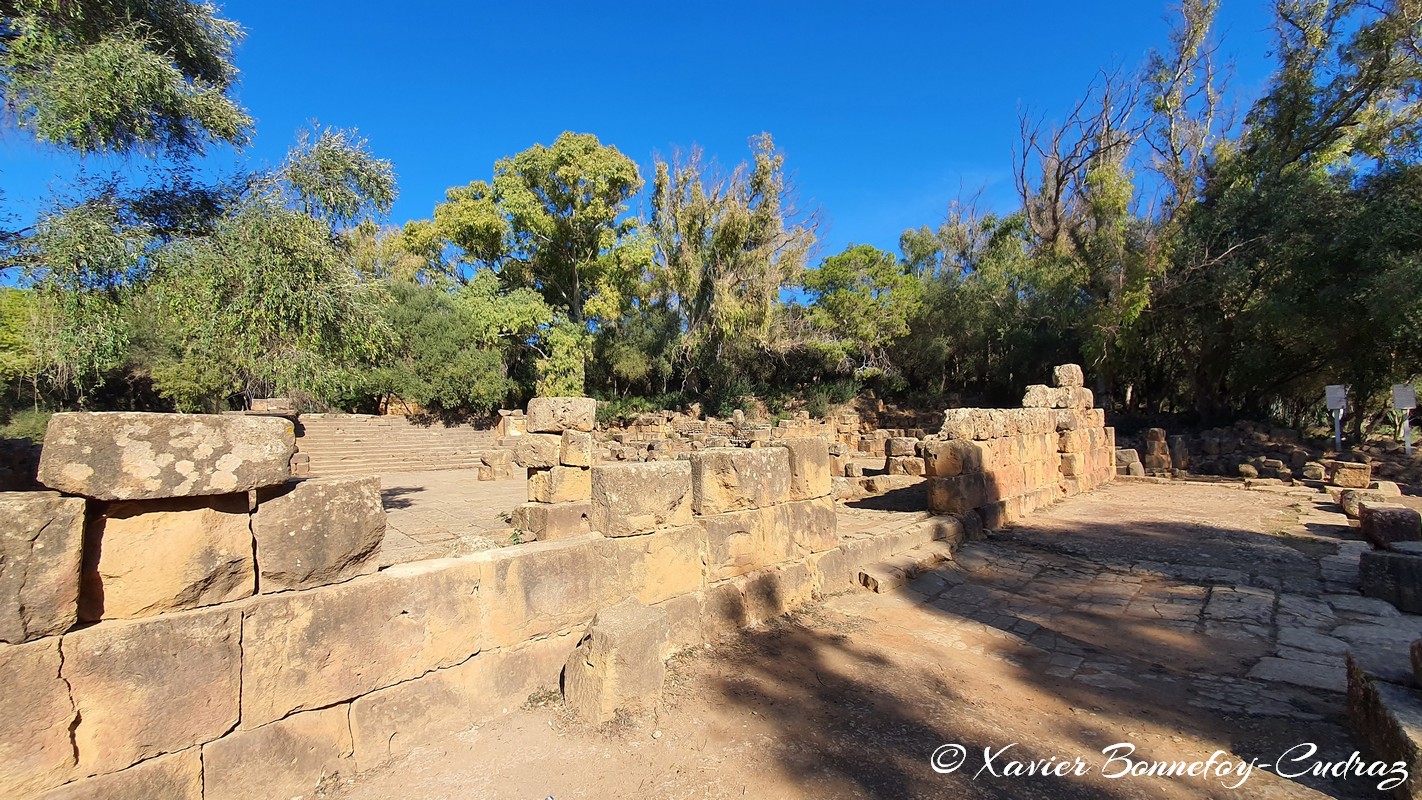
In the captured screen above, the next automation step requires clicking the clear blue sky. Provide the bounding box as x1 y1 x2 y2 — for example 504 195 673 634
0 1 1279 260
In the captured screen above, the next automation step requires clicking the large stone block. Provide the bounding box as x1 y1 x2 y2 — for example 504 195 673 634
884 437 917 457
701 508 774 581
202 706 352 800
563 600 668 724
1052 363 1085 388
597 525 705 605
252 476 384 593
689 447 791 515
590 461 693 537
38 412 294 500
1361 501 1422 550
1361 550 1422 614
349 634 573 768
475 536 604 649
774 496 838 557
1346 656 1422 798
926 473 986 515
560 430 594 467
1329 460 1374 489
773 439 831 500
84 494 253 620
0 638 76 796
36 749 202 800
526 397 597 433
510 500 592 540
0 491 83 643
64 606 241 776
528 465 592 503
241 557 482 727
513 433 562 469
920 440 983 477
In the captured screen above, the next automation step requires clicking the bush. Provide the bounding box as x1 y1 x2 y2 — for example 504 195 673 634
0 408 53 442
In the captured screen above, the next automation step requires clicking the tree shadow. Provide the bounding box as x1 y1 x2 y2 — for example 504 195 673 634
380 486 423 510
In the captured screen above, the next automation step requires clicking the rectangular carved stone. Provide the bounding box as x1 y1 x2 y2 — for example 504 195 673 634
597 525 706 604
1361 550 1422 614
0 492 84 643
689 447 790 515
1053 363 1085 388
1360 501 1422 549
64 606 241 776
240 557 482 727
252 476 385 593
474 536 604 649
528 465 592 503
590 461 693 537
774 496 838 556
702 508 776 581
560 430 594 467
350 634 574 769
510 501 592 540
0 638 76 796
202 706 353 800
84 494 254 620
773 439 831 500
36 748 202 800
926 474 986 515
38 412 294 500
563 600 668 724
513 433 562 469
526 397 597 433
920 440 983 477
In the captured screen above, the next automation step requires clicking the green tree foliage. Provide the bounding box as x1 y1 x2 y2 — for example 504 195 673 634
0 0 251 155
801 244 922 375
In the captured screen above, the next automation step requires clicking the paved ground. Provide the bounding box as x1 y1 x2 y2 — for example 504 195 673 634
376 469 525 565
328 479 1419 799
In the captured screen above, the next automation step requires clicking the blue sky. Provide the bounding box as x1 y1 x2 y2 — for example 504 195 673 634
0 1 1280 260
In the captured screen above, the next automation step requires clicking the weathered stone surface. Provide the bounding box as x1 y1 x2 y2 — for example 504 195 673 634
563 600 669 724
884 437 917 457
1346 656 1422 798
476 536 604 648
480 448 513 468
528 465 592 503
241 557 482 727
513 433 562 469
202 706 353 800
598 525 705 605
921 440 983 477
775 496 839 557
1329 460 1373 489
64 606 241 775
653 592 706 656
773 439 831 500
590 461 693 537
252 477 384 593
1052 363 1085 388
350 634 573 768
0 492 83 643
560 430 594 467
1340 489 1386 519
84 494 253 620
702 508 771 581
0 638 75 796
689 447 791 515
38 412 294 500
886 455 925 476
926 473 986 515
1361 550 1422 614
510 500 592 540
1361 501 1422 549
526 397 597 433
36 749 202 800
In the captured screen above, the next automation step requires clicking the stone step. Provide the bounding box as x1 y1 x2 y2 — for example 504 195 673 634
858 540 957 593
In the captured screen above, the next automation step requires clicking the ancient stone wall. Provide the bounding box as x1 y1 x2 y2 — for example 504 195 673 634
1 406 967 799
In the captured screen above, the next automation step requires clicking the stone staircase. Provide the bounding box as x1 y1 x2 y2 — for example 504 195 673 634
295 414 497 477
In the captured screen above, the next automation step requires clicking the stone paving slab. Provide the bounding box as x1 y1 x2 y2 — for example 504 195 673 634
375 469 528 565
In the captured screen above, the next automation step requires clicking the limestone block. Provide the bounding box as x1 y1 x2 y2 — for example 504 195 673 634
1345 656 1422 799
0 491 83 643
689 447 791 515
773 439 832 500
1361 550 1422 614
349 634 573 768
1360 502 1422 549
775 496 838 556
590 461 693 537
528 465 592 503
560 430 594 467
1374 480 1405 496
513 433 562 469
64 606 241 775
481 448 514 468
884 455 924 476
921 440 983 477
653 592 706 657
475 536 603 649
1341 489 1387 519
511 501 592 540
0 638 76 796
702 508 775 581
1059 452 1084 477
1022 385 1054 408
38 412 294 500
84 494 253 620
563 600 669 724
526 397 597 433
939 408 975 440
884 437 917 457
1052 363 1085 388
36 749 202 800
597 525 705 605
202 706 353 800
252 476 384 593
241 557 483 727
1329 460 1373 489
926 474 986 515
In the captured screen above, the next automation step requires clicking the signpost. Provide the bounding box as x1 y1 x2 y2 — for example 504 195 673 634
1326 385 1348 452
1396 384 1417 457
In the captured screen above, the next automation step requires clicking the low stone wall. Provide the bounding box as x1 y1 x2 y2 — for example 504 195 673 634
1 406 972 799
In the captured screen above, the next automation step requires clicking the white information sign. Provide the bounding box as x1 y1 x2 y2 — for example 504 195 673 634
1395 384 1417 411
1326 385 1348 411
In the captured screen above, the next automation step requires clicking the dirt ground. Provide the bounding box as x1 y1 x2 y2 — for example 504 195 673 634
328 481 1414 800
